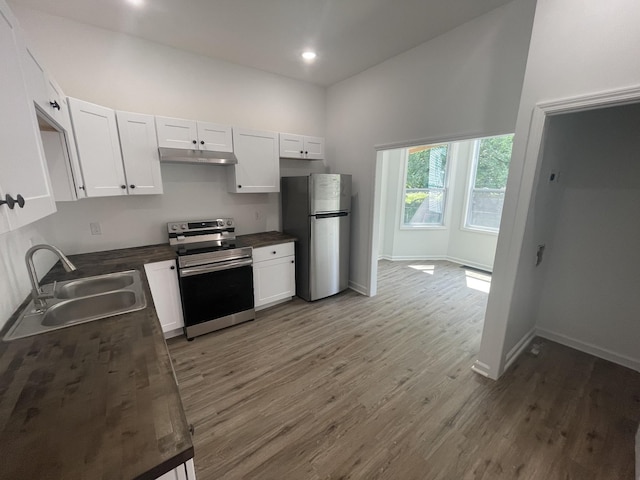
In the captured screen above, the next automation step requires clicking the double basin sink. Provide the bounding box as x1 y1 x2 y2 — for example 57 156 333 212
4 270 146 341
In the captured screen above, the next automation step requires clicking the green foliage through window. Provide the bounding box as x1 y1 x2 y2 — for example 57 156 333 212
403 144 448 226
466 134 513 231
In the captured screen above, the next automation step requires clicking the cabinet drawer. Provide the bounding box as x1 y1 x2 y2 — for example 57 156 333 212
253 242 294 263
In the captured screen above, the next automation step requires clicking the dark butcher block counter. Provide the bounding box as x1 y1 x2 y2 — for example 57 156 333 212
238 231 297 248
0 244 192 480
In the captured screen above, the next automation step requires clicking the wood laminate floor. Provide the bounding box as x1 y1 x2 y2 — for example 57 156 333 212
167 260 640 479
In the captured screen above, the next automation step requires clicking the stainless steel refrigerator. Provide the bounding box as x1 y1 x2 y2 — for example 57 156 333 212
281 173 351 301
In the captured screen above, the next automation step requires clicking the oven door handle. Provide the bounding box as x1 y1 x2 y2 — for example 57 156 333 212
179 258 253 277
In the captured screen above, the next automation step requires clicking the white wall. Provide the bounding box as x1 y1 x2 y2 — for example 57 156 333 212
535 105 640 370
477 0 640 378
378 141 498 270
8 5 327 255
325 0 536 295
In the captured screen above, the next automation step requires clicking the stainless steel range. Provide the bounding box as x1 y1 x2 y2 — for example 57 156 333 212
168 218 254 340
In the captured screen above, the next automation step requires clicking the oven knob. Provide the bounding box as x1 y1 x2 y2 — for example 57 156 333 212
171 225 178 231
181 224 187 229
218 220 224 227
226 220 232 226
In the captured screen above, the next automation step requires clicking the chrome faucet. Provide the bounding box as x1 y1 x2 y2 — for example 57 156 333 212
26 244 77 309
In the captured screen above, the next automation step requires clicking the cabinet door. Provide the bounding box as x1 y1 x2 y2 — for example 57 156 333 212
156 116 198 149
20 42 49 114
197 121 233 152
144 260 185 336
117 111 163 195
69 97 127 197
253 255 295 309
45 75 68 127
304 136 324 160
58 97 86 199
0 5 55 230
20 43 85 201
228 128 279 193
279 132 304 159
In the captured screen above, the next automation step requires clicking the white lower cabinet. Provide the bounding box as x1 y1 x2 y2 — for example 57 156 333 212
253 242 295 310
156 458 196 480
144 259 185 338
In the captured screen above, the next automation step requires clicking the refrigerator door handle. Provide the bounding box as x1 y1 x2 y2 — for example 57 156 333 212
314 211 349 219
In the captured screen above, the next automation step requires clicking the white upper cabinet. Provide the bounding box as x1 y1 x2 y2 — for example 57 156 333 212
0 2 55 232
197 121 233 152
279 133 324 160
69 99 164 198
116 111 163 195
68 97 127 197
155 116 198 150
20 43 85 201
227 128 279 193
156 116 233 152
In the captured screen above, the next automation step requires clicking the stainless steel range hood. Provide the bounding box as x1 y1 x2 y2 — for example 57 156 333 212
158 147 237 165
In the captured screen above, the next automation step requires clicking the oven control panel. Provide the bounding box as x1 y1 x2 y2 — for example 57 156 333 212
168 218 234 234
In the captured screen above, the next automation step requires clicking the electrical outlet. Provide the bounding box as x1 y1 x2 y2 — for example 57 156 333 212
90 222 102 235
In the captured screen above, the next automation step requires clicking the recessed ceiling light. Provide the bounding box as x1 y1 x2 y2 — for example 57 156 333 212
127 0 144 7
301 51 317 62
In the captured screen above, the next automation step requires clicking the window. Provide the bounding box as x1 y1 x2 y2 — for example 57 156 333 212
465 134 513 232
402 143 449 227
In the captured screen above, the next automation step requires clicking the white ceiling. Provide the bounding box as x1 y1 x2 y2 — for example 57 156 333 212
9 0 514 86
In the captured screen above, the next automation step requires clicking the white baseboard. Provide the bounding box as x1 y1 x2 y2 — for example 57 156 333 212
471 360 493 379
377 254 492 272
446 255 493 273
379 254 448 262
503 328 537 374
348 280 368 296
536 328 640 373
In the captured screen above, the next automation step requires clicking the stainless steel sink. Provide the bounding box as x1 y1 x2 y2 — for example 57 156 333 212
41 291 139 327
3 270 146 341
55 272 135 299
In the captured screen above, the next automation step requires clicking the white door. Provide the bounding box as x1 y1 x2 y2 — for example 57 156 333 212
69 98 127 197
156 116 198 149
304 136 324 160
228 128 279 193
279 133 304 159
0 6 55 230
117 111 163 195
144 260 184 335
197 121 233 152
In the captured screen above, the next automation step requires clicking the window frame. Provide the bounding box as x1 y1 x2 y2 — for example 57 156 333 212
462 135 512 235
400 143 451 230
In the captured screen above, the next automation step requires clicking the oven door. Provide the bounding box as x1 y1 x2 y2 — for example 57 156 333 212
179 260 254 336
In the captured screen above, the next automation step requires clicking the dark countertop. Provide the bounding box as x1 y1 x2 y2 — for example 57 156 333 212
238 231 297 248
0 244 192 480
